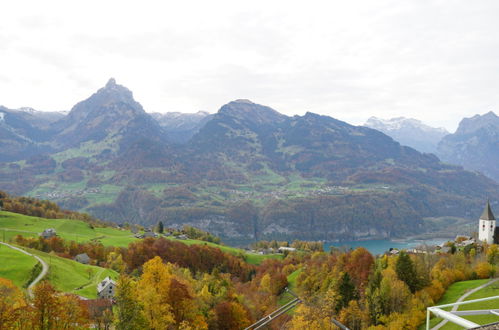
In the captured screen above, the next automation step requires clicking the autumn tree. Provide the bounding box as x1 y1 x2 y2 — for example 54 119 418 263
137 256 176 328
115 275 146 330
0 277 26 329
33 281 59 330
487 244 499 265
214 301 251 330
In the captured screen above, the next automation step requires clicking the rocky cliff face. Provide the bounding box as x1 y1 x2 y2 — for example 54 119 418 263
437 111 499 182
50 78 166 150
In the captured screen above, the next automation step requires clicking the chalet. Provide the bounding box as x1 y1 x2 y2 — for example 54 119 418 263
74 253 90 264
97 277 116 299
143 231 157 238
40 228 56 239
175 234 188 240
135 231 158 239
278 247 297 253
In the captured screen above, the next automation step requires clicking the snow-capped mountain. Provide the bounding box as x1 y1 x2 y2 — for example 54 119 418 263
364 117 449 154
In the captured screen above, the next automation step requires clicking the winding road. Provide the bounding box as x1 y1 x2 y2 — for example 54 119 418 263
0 242 49 298
431 277 499 330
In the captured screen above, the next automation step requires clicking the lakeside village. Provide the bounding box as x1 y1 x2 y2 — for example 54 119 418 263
35 201 498 302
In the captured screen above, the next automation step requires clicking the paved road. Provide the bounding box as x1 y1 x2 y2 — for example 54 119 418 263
431 277 499 330
0 242 49 298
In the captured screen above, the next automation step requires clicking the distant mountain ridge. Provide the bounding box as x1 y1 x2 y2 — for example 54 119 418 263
365 116 449 154
437 111 499 182
151 111 213 143
0 79 497 242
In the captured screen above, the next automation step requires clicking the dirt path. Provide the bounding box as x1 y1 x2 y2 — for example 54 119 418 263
431 277 499 330
0 242 49 298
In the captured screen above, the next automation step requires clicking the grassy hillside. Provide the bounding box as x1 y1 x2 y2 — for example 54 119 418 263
0 245 38 288
26 247 118 299
422 279 498 329
278 268 302 306
0 210 137 247
0 210 281 265
443 281 499 329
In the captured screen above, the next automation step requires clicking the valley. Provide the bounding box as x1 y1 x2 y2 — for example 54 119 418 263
0 79 498 244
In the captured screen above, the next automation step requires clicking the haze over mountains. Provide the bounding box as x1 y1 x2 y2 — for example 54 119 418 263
437 111 499 182
364 117 449 154
0 79 498 242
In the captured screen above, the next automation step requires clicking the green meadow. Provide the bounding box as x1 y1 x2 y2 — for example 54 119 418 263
422 279 499 329
0 210 282 265
27 248 118 299
0 245 38 288
0 210 137 247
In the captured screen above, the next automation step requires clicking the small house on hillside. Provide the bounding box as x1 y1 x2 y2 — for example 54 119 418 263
97 277 116 299
175 234 188 240
134 231 158 239
40 228 56 239
74 253 90 264
143 231 157 238
278 247 297 253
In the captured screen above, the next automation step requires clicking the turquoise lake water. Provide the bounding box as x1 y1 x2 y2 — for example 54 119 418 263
325 238 446 255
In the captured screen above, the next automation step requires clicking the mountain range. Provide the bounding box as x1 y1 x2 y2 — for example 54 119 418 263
364 117 449 154
0 79 498 242
437 111 499 182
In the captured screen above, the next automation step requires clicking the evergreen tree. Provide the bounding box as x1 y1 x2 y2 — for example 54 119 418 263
395 251 419 293
337 272 357 312
157 221 164 234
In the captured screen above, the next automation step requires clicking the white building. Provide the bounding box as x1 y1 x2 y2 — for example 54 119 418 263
478 201 496 244
278 247 296 253
40 228 56 239
97 277 116 299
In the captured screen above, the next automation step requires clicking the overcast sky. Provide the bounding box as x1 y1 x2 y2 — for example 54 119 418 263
1 0 499 131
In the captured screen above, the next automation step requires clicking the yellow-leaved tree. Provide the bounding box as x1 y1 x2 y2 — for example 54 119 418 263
138 256 176 329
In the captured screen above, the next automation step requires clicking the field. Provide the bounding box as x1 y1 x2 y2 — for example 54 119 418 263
278 268 302 306
0 244 38 288
26 247 118 299
0 210 138 247
422 279 499 329
0 210 282 265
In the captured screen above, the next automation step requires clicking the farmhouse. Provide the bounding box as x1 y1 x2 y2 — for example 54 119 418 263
74 253 90 264
278 246 296 253
97 277 116 299
40 228 56 239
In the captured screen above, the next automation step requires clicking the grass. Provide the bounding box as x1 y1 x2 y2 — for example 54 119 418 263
422 279 499 329
278 268 302 306
26 247 118 299
0 210 282 266
0 210 137 247
422 279 489 329
0 244 38 288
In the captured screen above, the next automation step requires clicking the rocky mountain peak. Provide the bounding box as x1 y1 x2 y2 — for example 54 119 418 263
218 100 287 125
455 111 499 135
106 77 117 87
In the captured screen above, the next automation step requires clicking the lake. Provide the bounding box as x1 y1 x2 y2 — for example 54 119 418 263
325 238 446 255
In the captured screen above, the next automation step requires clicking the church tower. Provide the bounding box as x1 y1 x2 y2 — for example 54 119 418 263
478 200 496 244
